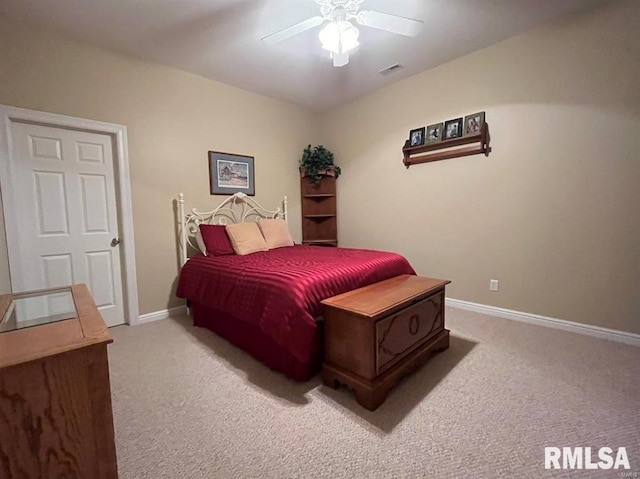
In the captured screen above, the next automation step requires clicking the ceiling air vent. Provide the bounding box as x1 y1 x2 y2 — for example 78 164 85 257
379 63 404 75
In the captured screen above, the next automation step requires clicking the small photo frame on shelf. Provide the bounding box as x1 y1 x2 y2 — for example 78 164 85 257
426 123 443 144
443 118 463 140
208 151 255 196
463 111 485 136
409 127 426 147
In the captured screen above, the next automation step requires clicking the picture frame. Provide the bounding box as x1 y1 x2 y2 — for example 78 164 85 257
443 118 463 140
463 111 485 137
426 122 443 144
208 151 255 196
409 127 426 147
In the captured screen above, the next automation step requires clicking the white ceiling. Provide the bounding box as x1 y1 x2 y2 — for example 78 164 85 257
0 0 610 112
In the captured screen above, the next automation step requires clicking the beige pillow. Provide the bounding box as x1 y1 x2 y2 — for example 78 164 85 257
258 218 294 250
225 222 269 255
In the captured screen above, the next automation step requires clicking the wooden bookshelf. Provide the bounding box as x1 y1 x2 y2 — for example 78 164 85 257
301 172 337 247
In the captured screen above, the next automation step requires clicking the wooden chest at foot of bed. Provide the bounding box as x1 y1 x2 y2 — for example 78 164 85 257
321 274 451 411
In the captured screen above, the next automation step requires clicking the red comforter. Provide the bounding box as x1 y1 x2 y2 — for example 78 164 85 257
176 245 415 365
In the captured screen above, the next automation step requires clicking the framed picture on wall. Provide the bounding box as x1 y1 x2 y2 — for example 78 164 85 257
409 127 426 147
463 111 485 136
426 122 443 143
443 118 463 140
208 151 255 196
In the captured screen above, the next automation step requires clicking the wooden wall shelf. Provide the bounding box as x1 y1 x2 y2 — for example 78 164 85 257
403 122 491 168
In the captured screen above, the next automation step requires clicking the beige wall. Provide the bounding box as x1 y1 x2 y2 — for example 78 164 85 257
0 20 316 314
319 0 640 333
1 0 638 333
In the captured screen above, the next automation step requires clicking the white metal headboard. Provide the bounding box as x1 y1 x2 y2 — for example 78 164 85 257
178 192 287 266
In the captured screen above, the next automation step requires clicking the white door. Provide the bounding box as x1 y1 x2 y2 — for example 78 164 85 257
7 122 125 326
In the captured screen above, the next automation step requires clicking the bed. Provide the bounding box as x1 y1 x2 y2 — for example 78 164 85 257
176 193 415 381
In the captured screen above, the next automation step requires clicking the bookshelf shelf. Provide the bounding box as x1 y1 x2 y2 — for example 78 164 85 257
303 194 334 199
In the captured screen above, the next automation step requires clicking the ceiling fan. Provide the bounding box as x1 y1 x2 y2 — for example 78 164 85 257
261 0 424 67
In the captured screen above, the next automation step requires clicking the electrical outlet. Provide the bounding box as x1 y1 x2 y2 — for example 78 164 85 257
490 279 499 292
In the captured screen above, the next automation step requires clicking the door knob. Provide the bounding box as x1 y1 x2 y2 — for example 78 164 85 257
111 238 121 247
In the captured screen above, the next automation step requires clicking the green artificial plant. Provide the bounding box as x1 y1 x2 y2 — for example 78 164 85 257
300 144 341 184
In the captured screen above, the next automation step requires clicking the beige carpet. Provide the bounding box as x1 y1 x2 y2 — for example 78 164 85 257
108 308 639 478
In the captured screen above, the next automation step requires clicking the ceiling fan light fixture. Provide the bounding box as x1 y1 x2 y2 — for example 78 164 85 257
261 0 422 68
319 20 359 55
340 22 360 53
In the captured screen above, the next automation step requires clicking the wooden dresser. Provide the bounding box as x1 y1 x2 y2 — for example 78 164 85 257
322 275 450 410
0 284 118 478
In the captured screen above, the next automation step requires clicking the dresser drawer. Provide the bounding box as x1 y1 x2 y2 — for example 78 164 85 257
375 290 444 374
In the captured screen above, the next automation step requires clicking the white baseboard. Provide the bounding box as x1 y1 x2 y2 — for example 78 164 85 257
138 306 188 324
446 298 640 347
135 301 640 347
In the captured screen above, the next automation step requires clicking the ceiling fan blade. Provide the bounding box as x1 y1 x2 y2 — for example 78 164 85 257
357 10 423 37
261 16 325 45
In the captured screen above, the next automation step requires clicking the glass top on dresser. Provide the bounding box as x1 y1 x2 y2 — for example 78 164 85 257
0 288 77 333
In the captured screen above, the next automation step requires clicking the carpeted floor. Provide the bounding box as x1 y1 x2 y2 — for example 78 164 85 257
108 308 639 478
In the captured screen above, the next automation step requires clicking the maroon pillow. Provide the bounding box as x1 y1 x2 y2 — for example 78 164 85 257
199 224 235 256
